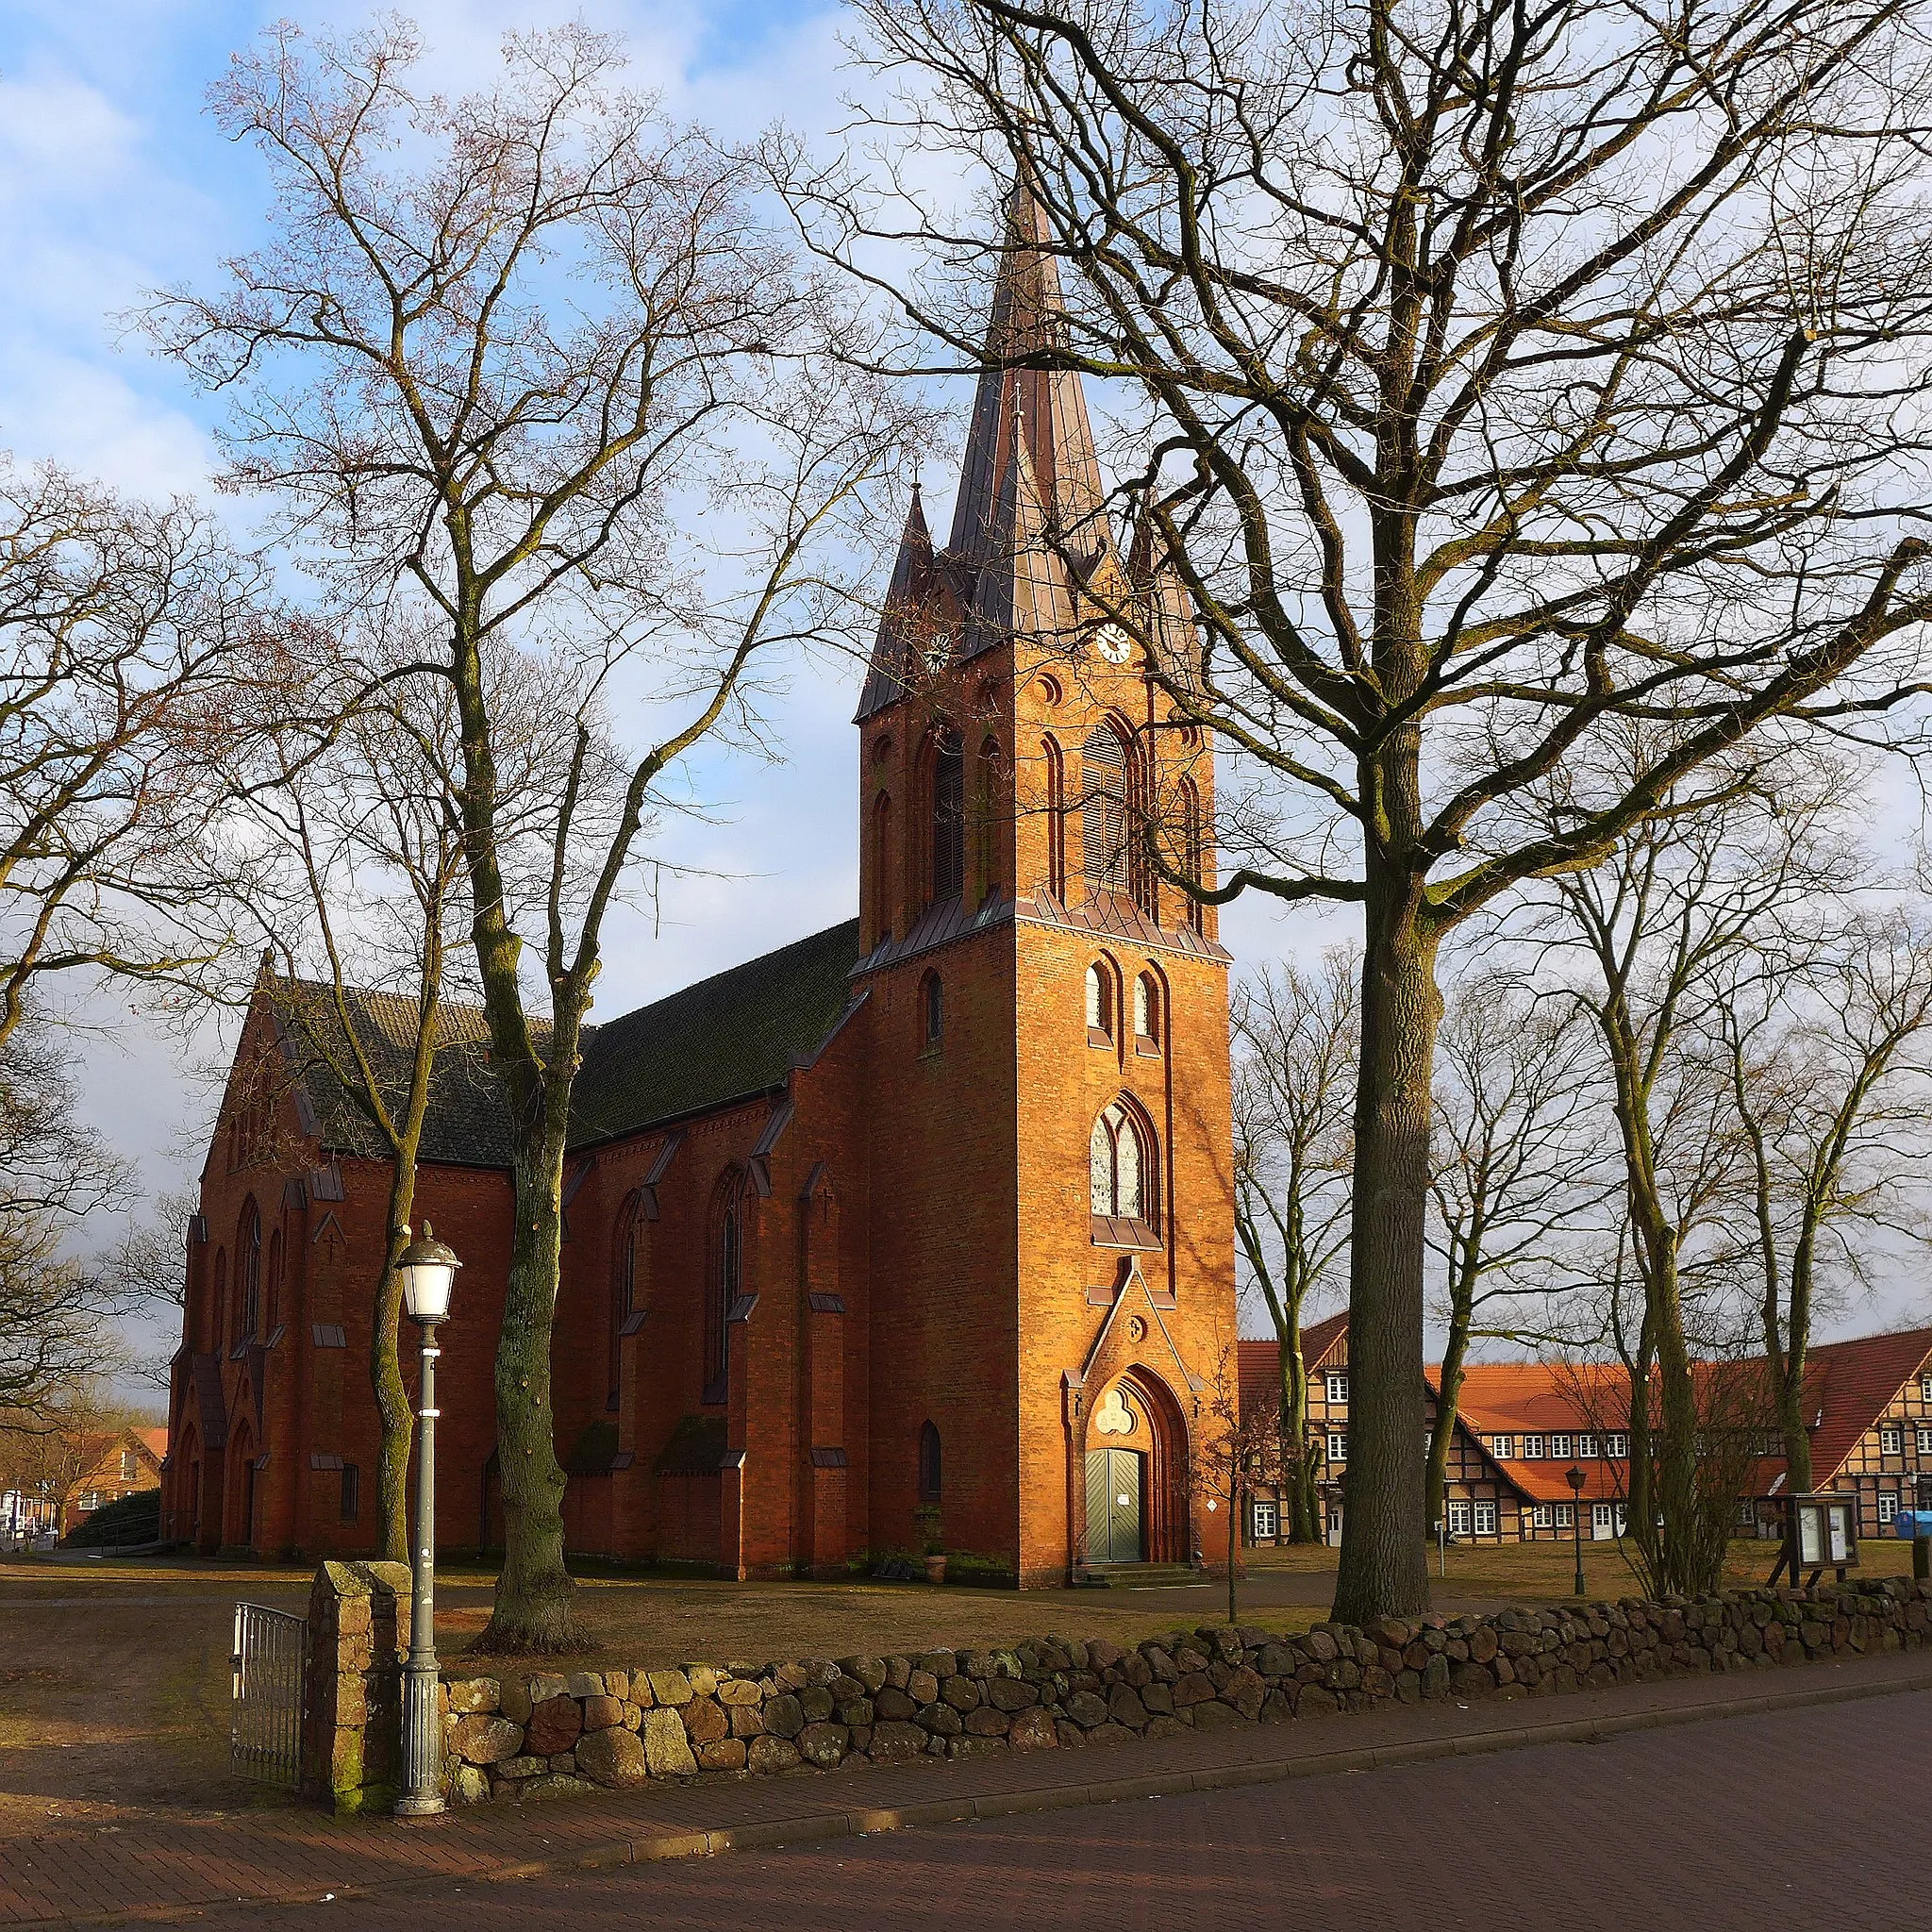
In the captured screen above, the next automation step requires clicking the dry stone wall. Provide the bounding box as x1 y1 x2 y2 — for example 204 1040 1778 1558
428 1576 1932 1805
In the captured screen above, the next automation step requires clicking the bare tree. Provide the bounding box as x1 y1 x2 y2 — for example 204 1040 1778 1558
0 458 269 1049
0 1026 133 1423
152 21 917 1648
223 637 476 1564
1230 951 1355 1541
1719 909 1932 1492
1425 973 1610 1535
0 1377 141 1540
1191 1331 1283 1625
792 0 1932 1621
1534 753 1846 1593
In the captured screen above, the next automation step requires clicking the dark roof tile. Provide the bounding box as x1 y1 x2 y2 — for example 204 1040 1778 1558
276 918 862 1170
569 920 860 1149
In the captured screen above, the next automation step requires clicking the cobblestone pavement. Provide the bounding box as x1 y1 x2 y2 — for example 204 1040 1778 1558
248 1690 1926 1932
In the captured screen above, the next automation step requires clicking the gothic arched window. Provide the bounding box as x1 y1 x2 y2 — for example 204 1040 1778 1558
1085 960 1115 1043
611 1190 647 1407
1134 972 1160 1045
872 791 893 944
930 729 965 902
919 1420 942 1502
1090 1102 1155 1226
1179 774 1206 932
921 969 944 1048
975 736 1004 898
237 1200 261 1341
1081 724 1126 891
1041 735 1067 899
706 1171 745 1403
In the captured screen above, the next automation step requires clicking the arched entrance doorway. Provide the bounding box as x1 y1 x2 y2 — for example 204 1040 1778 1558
1082 1367 1189 1567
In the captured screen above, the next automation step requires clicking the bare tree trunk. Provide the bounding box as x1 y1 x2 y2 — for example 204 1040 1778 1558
488 1120 577 1648
1425 1341 1468 1544
1278 1333 1319 1543
1226 1479 1240 1626
1334 846 1440 1624
373 1197 414 1564
1776 1242 1816 1496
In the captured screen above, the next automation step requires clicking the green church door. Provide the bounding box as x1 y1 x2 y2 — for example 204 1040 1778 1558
1085 1447 1145 1564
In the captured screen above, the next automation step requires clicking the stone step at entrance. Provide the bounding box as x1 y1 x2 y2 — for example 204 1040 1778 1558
1078 1562 1205 1590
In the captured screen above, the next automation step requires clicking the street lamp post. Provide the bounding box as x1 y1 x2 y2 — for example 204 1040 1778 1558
1566 1464 1587 1599
394 1222 461 1819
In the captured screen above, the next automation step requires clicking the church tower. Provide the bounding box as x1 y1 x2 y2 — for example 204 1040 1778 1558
851 185 1237 1586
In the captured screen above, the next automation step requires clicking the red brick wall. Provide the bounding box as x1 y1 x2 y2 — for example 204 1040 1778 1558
161 614 1238 1590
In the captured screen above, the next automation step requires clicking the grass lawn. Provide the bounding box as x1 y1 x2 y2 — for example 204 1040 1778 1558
1 1533 1918 1822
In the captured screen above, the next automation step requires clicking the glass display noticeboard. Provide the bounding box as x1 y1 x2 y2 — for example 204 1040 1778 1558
1827 1502 1854 1564
1798 1503 1824 1566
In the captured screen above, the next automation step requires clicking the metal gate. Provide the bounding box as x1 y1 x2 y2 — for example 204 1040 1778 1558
231 1602 307 1788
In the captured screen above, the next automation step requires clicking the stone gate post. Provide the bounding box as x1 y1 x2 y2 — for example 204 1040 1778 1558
300 1558 412 1813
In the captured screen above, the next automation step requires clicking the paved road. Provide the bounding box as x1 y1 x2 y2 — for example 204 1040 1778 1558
241 1690 1925 1932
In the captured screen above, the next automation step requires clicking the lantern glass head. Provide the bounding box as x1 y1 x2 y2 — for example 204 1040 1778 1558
1565 1464 1586 1493
398 1222 461 1324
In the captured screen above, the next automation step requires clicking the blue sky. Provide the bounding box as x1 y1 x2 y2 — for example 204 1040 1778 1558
15 4 1908 1370
0 1 1341 1317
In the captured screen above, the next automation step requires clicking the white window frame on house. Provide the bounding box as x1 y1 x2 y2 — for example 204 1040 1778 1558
1327 1430 1347 1464
1555 1503 1574 1528
1326 1372 1349 1404
1531 1504 1552 1528
1881 1424 1903 1455
120 1450 138 1481
1447 1500 1473 1537
1918 1426 1932 1457
1550 1433 1574 1458
1576 1433 1597 1457
1252 1499 1279 1541
1923 1374 1932 1404
1491 1435 1515 1460
1524 1434 1546 1458
1474 1500 1498 1537
1879 1491 1899 1524
1605 1432 1630 1458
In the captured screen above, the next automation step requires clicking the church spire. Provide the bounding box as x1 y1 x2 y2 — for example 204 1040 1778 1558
947 177 1111 572
1127 493 1201 688
854 484 936 723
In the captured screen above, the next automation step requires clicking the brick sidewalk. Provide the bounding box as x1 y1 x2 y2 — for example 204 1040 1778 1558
6 1648 1929 1927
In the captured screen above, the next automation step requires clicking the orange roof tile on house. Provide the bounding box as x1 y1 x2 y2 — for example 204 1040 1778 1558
1237 1313 1348 1416
1237 1311 1932 1514
1796 1327 1932 1484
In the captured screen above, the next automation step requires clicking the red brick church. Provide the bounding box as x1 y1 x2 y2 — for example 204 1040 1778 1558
159 192 1238 1588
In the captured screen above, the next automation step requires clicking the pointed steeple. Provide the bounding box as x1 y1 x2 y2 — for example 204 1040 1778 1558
947 178 1112 575
967 410 1079 650
855 485 938 723
1126 495 1204 693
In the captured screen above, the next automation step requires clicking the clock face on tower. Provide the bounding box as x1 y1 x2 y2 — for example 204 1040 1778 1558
1093 623 1133 665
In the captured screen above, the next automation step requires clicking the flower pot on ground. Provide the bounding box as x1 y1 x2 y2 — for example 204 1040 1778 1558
924 1554 947 1585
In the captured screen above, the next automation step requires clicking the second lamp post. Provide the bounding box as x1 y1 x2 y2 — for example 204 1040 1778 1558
395 1222 461 1819
1566 1463 1587 1598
